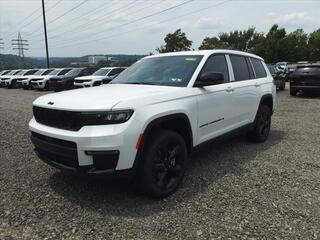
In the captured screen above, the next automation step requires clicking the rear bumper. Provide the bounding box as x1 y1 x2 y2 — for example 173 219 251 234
290 85 320 90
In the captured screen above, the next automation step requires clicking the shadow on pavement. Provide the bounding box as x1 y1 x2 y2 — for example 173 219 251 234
48 129 286 217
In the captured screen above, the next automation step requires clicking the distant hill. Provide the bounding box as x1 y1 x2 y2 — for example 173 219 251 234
0 54 45 70
0 54 146 70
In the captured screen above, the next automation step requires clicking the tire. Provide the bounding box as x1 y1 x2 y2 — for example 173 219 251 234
137 129 188 198
12 80 18 89
248 105 271 143
43 82 49 91
279 82 285 91
290 88 297 96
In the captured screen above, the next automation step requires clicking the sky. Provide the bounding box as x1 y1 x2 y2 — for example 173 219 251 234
0 0 319 57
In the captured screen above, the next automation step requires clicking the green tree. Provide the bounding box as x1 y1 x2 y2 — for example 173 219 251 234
283 29 309 62
199 36 224 50
264 24 287 62
308 28 320 61
156 29 193 53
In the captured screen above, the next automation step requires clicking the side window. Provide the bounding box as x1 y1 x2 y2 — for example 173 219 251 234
43 70 52 75
109 69 121 76
250 58 267 78
200 54 229 82
230 55 251 81
58 69 70 75
80 69 90 76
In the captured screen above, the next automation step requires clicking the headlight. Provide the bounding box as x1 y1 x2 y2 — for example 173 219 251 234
81 110 134 125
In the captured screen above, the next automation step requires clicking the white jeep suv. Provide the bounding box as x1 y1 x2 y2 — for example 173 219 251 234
30 68 72 90
29 50 276 197
19 69 54 89
74 67 126 88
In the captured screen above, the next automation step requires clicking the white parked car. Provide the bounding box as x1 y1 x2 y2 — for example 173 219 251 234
4 69 38 88
29 50 276 197
0 69 21 87
74 67 126 88
19 69 54 89
30 68 72 90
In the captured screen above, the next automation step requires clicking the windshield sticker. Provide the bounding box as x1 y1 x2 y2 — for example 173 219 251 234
185 57 197 61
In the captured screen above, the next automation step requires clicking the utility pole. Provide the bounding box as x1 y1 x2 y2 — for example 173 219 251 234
0 38 4 70
12 32 29 68
42 0 50 68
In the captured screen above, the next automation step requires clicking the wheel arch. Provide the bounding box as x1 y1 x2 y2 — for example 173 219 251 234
133 113 193 170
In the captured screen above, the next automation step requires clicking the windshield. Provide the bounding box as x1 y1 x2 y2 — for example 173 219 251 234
93 68 111 76
65 68 82 76
34 70 45 76
16 70 27 76
111 55 203 87
48 69 61 75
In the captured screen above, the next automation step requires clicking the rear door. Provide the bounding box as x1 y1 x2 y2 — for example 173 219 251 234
195 54 234 143
227 55 263 127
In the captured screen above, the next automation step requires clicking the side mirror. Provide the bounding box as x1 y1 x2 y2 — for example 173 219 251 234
195 72 224 87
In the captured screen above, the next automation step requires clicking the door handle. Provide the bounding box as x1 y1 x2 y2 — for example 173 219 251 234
226 86 234 93
254 82 261 87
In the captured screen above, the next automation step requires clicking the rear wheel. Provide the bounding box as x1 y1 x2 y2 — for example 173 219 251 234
279 81 285 91
138 130 188 198
248 105 271 143
290 88 298 96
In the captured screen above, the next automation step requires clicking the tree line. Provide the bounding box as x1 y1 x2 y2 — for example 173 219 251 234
156 25 320 63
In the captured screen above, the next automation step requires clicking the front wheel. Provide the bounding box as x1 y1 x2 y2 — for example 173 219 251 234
248 105 271 143
138 130 188 198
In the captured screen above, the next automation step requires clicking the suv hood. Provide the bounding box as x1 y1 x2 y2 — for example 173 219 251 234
33 84 194 111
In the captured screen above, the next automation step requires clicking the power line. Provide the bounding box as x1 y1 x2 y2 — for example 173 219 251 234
34 0 195 46
48 0 232 50
47 0 145 39
47 0 88 25
6 0 61 37
28 0 115 38
29 0 141 39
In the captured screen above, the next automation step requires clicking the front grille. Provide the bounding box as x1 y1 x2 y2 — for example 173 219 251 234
75 79 91 83
33 106 82 131
31 132 78 168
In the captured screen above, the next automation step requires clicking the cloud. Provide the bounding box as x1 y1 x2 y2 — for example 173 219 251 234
195 17 225 30
273 12 312 28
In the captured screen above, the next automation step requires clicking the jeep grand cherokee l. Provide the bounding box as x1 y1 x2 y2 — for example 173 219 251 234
30 68 72 90
49 67 98 91
29 50 276 198
4 69 38 88
290 64 320 96
18 69 54 89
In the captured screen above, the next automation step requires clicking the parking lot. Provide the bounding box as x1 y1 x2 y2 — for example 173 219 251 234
0 87 320 239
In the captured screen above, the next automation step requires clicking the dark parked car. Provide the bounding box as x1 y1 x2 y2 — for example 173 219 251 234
290 64 320 96
48 67 98 91
267 64 285 90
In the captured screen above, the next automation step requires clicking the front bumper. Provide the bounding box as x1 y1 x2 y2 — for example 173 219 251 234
29 117 143 173
31 80 46 89
74 82 93 88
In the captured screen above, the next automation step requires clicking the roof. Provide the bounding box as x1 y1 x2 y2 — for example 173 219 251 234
146 49 264 60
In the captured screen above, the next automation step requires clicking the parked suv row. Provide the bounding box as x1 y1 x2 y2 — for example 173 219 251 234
29 50 276 198
74 67 126 88
0 66 127 91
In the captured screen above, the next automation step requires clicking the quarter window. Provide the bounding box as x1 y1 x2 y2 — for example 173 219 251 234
230 55 251 81
250 58 267 78
200 54 229 82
